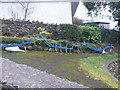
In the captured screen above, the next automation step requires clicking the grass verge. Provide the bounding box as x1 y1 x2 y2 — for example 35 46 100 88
79 54 119 88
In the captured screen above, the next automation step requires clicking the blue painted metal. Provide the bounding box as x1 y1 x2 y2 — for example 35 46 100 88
37 35 74 49
0 40 33 48
78 41 113 52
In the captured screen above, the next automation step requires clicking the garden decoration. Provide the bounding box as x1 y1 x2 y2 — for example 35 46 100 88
37 34 74 50
0 40 33 52
4 46 27 52
78 42 113 53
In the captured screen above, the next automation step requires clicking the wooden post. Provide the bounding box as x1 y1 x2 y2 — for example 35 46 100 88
60 43 62 53
69 48 71 54
77 43 80 53
55 43 58 53
65 43 68 53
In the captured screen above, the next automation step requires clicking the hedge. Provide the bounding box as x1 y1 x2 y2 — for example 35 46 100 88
56 24 101 43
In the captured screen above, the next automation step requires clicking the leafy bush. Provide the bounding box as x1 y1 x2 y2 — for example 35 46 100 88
58 40 73 47
37 27 51 35
1 37 23 44
35 39 47 47
101 29 119 44
56 24 80 41
56 24 101 43
1 37 33 44
78 26 101 43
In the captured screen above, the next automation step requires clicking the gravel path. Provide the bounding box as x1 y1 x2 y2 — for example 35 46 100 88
0 57 88 88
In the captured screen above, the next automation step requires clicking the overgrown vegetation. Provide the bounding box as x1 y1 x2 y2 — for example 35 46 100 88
79 54 119 88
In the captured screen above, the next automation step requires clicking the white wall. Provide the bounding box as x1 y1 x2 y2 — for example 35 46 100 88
74 1 117 29
0 2 72 24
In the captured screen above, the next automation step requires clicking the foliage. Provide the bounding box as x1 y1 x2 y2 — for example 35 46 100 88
83 2 107 16
56 24 101 43
35 39 47 47
1 37 24 44
56 24 80 41
101 28 119 44
79 54 119 88
37 27 51 35
78 26 101 43
108 2 120 25
58 40 73 47
83 2 120 28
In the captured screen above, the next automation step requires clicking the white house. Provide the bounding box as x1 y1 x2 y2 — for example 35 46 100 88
0 0 79 24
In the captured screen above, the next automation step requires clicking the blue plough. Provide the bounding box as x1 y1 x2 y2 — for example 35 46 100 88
0 40 33 48
78 42 113 53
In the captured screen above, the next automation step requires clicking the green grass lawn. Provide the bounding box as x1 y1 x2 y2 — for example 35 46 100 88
79 54 119 88
2 50 119 88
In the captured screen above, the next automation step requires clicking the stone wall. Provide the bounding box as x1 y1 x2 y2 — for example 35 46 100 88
107 59 119 80
104 58 119 80
1 19 58 37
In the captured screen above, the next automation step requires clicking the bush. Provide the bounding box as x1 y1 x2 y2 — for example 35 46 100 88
1 37 33 44
78 26 101 43
35 39 47 47
58 40 73 47
101 29 119 44
56 24 81 41
1 37 23 44
56 24 101 43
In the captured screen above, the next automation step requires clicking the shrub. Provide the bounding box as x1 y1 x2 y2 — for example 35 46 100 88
56 24 81 41
1 37 23 44
58 40 73 47
35 39 47 47
78 26 101 43
56 24 101 43
101 29 119 44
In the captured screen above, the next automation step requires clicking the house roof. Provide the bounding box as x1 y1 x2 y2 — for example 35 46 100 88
92 22 110 24
71 2 79 17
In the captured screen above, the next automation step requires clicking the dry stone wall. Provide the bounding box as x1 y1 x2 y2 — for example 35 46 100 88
107 59 120 80
1 19 58 37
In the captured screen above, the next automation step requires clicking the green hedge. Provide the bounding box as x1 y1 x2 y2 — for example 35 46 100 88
78 26 101 43
1 37 24 44
56 24 80 41
56 24 101 43
1 37 74 48
101 29 119 44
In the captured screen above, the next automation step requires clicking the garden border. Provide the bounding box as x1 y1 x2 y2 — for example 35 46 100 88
103 58 119 81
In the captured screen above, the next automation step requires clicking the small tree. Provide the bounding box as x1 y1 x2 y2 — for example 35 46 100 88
10 7 19 20
19 1 33 21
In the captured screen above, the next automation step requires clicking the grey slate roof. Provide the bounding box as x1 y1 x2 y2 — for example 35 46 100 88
71 2 79 17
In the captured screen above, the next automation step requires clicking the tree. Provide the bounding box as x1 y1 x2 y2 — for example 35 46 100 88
19 1 33 21
11 8 19 20
83 2 120 28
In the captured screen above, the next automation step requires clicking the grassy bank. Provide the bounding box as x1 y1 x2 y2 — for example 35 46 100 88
79 54 119 88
